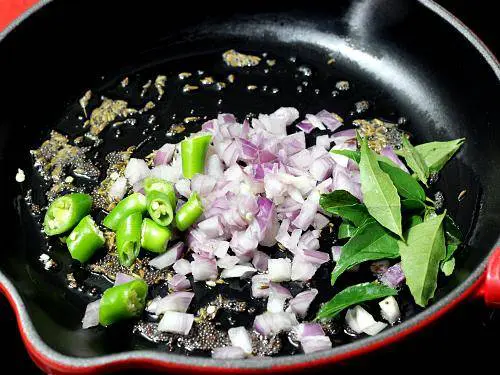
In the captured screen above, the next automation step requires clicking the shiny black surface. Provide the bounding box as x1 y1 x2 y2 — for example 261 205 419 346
0 0 498 371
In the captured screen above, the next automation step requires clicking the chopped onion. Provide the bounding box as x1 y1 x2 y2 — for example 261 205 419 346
345 305 387 335
252 250 269 271
310 157 333 181
316 134 331 150
312 213 330 230
124 158 150 186
114 272 135 286
151 164 182 183
292 190 320 230
268 258 292 282
301 335 332 354
173 259 192 275
154 143 176 166
220 265 256 279
300 249 330 265
191 258 218 281
380 146 408 172
217 255 240 269
370 260 390 276
206 154 225 178
380 263 405 288
286 289 318 318
212 346 246 359
168 274 191 291
305 114 326 130
330 129 356 145
156 291 194 314
291 257 317 281
149 242 184 269
296 120 314 133
363 321 388 336
251 274 270 298
315 110 343 132
108 176 127 201
253 311 298 336
228 327 253 354
175 179 192 198
331 246 342 262
293 323 325 340
158 311 194 335
379 296 401 324
198 216 224 239
82 299 101 329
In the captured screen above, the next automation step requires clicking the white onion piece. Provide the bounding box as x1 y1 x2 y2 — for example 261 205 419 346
217 255 240 269
82 299 101 329
151 164 181 183
108 176 127 201
251 274 270 298
149 243 184 269
146 296 162 314
198 216 224 239
312 213 330 230
379 296 401 324
316 134 331 149
158 311 194 335
253 312 298 336
191 258 218 281
363 321 388 336
212 346 247 359
305 114 326 130
206 154 225 178
168 274 191 291
301 249 330 265
156 292 194 314
114 273 135 286
228 327 253 354
154 143 176 166
315 110 343 132
345 305 377 334
291 257 317 281
220 265 256 279
173 259 191 275
268 258 292 282
271 107 300 126
124 158 150 186
331 246 342 262
301 336 332 354
175 179 191 198
286 289 318 318
267 283 292 313
191 174 217 196
292 190 320 230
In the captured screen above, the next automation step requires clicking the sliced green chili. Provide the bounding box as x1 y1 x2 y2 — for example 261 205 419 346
99 279 148 326
175 192 203 231
147 190 174 226
103 193 147 231
116 212 142 267
143 177 176 208
180 133 212 178
43 193 93 236
141 218 172 253
66 215 105 263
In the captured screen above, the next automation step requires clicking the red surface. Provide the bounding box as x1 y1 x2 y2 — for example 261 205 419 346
0 0 39 31
0 1 499 373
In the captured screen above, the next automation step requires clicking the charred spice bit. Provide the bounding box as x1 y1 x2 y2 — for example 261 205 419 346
458 190 467 202
154 75 167 100
79 90 92 118
179 321 230 352
214 82 226 91
247 85 258 91
327 58 336 65
200 76 215 86
104 231 116 252
183 84 199 93
178 72 192 80
183 117 200 124
222 49 261 67
166 124 186 136
227 74 235 83
88 98 137 136
141 80 152 97
121 77 129 88
15 168 25 182
140 101 156 113
354 100 370 114
67 273 78 289
39 253 58 271
354 118 402 153
335 80 350 91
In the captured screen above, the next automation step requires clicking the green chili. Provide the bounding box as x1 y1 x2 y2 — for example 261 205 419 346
43 193 93 236
181 133 212 178
146 190 174 226
143 177 176 208
103 193 147 231
116 212 142 267
141 218 172 253
99 279 148 326
66 215 105 263
174 192 203 231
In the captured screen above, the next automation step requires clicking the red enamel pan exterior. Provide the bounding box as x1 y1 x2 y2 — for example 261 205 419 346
0 0 499 373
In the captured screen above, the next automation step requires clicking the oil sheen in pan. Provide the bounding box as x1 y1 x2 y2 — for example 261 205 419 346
25 49 421 357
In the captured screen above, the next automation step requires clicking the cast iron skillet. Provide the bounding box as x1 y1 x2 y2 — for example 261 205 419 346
0 0 499 373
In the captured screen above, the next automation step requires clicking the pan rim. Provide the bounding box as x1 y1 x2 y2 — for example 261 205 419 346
0 0 499 371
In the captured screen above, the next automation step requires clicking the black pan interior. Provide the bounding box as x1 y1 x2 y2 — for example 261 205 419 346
0 0 498 359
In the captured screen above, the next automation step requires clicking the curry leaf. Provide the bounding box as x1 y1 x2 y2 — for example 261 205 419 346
330 149 360 163
415 138 465 173
443 215 462 261
401 198 426 212
315 282 397 320
378 161 426 201
331 221 400 285
338 221 358 239
399 137 429 186
399 212 446 307
405 214 423 229
319 190 370 227
359 138 402 238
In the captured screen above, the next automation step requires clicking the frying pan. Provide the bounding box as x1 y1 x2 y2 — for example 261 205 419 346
0 0 499 373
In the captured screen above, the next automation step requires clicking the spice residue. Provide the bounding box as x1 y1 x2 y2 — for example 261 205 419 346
223 49 261 67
